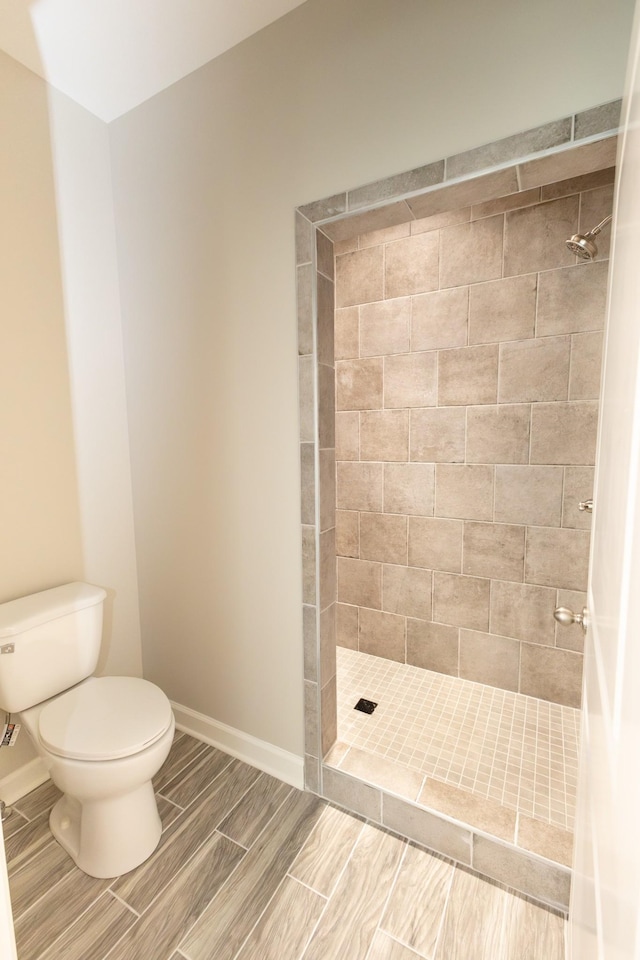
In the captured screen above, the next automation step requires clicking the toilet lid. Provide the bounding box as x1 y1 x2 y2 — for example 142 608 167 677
38 677 173 761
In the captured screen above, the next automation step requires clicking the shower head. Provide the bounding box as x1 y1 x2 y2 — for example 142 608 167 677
566 215 613 261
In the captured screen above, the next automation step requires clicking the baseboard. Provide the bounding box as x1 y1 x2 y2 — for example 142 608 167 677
170 701 304 790
0 758 50 805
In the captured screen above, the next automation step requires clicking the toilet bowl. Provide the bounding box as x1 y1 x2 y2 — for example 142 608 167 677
0 583 175 878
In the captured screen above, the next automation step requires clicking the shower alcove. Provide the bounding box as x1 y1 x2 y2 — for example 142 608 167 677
296 101 620 911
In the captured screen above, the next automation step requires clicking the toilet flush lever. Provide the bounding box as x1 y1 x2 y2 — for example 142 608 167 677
578 499 593 513
554 606 590 635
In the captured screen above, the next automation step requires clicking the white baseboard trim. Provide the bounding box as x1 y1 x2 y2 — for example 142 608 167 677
170 701 304 790
0 758 50 805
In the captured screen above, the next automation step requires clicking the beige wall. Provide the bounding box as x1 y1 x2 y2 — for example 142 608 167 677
0 52 142 784
109 0 634 756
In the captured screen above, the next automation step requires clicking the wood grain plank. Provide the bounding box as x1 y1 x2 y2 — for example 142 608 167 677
5 815 53 877
160 745 233 807
301 824 406 960
12 781 60 821
381 843 454 959
113 757 259 913
502 893 566 960
289 803 364 897
217 773 292 848
181 791 324 960
234 876 326 960
1 808 28 839
14 867 110 960
9 838 75 919
153 732 209 793
105 832 245 960
434 868 508 960
367 931 430 960
38 892 137 960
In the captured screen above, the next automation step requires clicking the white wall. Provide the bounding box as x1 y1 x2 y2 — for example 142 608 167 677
0 51 141 788
109 0 635 757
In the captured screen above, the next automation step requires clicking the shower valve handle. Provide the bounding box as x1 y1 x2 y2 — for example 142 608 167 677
578 499 593 513
554 606 590 634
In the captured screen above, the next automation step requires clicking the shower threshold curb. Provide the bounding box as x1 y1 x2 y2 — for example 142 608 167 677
318 756 571 912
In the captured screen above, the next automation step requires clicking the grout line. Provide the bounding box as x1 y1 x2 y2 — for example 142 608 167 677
108 888 141 917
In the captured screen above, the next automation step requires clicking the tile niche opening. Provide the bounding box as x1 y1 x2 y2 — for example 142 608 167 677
297 105 619 909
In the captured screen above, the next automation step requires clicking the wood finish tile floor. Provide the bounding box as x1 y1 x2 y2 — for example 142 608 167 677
5 732 566 960
337 648 579 830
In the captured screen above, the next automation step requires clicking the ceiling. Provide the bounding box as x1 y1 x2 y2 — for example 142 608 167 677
0 0 309 122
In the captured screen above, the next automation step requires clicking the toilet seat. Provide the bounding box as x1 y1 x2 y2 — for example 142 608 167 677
38 676 173 761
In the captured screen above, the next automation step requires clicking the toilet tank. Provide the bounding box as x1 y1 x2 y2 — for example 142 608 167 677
0 582 107 713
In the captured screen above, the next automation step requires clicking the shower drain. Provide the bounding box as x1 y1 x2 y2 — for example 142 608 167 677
354 697 378 715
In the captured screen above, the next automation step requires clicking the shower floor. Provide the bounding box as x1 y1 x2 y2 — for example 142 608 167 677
334 647 579 833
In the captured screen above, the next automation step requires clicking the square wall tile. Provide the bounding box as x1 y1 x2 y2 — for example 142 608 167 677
504 195 578 276
360 410 409 461
319 448 335 533
360 299 411 358
297 263 313 356
336 247 384 307
439 215 504 288
438 344 498 406
337 462 383 512
336 358 383 410
530 402 598 465
468 274 537 345
358 607 406 661
335 306 359 360
384 352 437 408
336 510 359 558
536 261 609 336
383 565 432 620
498 337 570 403
360 513 408 565
410 407 466 463
435 464 494 521
494 465 564 527
562 466 595 530
383 462 435 517
519 644 583 708
336 410 359 461
465 404 530 464
433 572 491 631
337 557 382 609
336 603 358 649
462 521 525 582
320 604 336 687
316 229 334 280
459 629 519 691
318 363 335 448
317 273 335 367
411 287 469 351
300 442 315 525
319 528 336 611
525 527 591 591
408 516 463 573
302 525 316 605
406 619 458 675
490 580 556 646
569 331 604 400
385 233 439 299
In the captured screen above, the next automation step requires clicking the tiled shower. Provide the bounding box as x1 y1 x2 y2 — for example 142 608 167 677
297 106 618 908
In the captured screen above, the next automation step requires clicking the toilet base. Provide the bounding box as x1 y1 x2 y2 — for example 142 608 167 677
50 780 162 878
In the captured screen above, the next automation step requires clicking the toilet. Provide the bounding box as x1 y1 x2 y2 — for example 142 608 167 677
0 581 175 879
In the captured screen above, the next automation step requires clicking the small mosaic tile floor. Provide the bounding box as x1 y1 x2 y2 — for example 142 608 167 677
337 647 580 830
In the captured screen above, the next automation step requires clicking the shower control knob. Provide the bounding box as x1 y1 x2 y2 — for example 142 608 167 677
554 606 590 634
578 499 593 513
